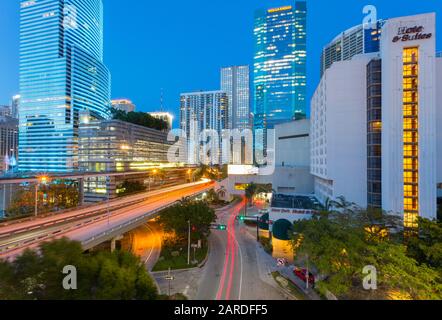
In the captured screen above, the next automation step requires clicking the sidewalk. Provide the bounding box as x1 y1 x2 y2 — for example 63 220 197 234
242 223 322 301
153 268 202 299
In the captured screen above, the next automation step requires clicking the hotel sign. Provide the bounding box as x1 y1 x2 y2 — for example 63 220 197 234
268 6 292 13
393 26 432 43
270 208 318 215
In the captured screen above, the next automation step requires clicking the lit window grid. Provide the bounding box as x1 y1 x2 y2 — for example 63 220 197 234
19 0 110 173
253 3 307 130
402 47 420 229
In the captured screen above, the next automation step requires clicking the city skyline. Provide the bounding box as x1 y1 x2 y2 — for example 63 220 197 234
1 0 441 124
0 1 441 304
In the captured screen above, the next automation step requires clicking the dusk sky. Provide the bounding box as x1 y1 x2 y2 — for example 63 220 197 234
0 0 440 123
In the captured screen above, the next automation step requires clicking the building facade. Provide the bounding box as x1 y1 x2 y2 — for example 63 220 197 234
0 106 11 118
19 0 111 173
437 55 442 200
180 91 229 165
253 2 307 135
0 116 19 173
11 95 20 119
221 65 250 131
78 117 182 202
79 119 173 173
311 13 440 224
111 99 136 113
311 54 372 207
273 119 314 195
148 112 173 130
320 21 384 77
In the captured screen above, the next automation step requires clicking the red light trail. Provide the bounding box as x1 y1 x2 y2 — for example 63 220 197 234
216 198 245 300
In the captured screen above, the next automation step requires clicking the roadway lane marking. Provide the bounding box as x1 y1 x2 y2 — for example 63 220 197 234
143 225 156 265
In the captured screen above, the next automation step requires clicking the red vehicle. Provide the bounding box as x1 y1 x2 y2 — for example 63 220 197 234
293 268 315 286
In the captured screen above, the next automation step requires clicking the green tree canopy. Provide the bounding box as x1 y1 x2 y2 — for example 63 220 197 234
6 181 80 219
292 211 442 300
0 239 157 300
407 217 442 271
158 200 216 242
111 108 169 131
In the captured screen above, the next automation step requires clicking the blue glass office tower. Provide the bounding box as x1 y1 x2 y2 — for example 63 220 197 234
253 2 307 134
19 0 111 172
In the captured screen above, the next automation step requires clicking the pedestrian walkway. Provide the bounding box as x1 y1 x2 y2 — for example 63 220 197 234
242 221 322 301
153 268 202 299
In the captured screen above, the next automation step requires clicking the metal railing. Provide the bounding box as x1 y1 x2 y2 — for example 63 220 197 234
82 188 210 247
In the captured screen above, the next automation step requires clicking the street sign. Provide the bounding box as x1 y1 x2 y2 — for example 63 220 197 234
277 258 288 267
165 276 175 281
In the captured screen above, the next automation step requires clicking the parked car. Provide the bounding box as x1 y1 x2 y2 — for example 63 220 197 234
293 267 315 286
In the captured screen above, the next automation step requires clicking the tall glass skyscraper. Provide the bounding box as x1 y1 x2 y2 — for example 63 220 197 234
253 2 307 133
221 65 250 131
19 0 111 173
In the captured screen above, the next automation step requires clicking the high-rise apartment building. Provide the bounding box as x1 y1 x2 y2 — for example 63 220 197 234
111 99 136 113
19 0 111 173
0 116 18 173
253 2 307 135
180 91 228 165
320 21 384 77
311 13 440 226
0 106 11 118
221 66 250 130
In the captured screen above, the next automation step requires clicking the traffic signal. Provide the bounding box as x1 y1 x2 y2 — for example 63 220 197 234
237 215 245 221
218 224 227 231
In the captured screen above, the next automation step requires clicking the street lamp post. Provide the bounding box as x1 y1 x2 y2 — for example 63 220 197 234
106 176 111 226
34 183 38 217
34 176 48 217
187 220 191 266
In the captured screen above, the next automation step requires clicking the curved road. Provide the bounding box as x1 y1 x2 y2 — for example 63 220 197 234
122 222 163 271
196 200 289 300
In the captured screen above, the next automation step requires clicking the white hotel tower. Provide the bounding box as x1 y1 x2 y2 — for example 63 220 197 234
311 13 442 226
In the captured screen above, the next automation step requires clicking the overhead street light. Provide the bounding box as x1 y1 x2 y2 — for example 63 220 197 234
34 175 50 217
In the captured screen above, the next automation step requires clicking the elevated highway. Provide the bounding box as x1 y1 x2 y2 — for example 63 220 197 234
0 180 214 259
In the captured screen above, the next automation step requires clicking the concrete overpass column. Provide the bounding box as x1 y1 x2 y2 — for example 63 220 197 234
110 235 124 252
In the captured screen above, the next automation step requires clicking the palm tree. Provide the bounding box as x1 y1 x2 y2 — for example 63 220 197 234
245 183 258 206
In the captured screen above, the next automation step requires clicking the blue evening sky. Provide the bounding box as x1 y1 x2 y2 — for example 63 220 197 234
0 0 440 124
